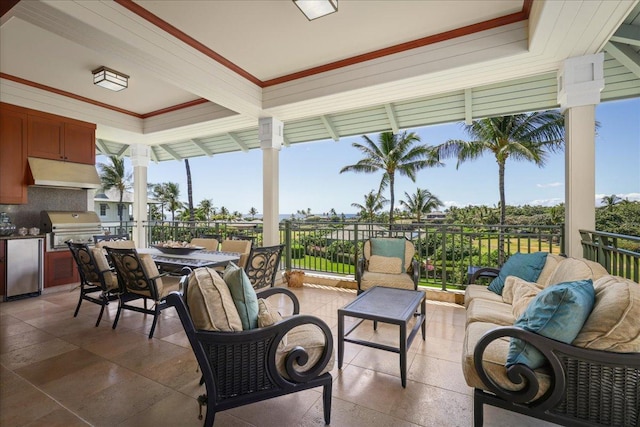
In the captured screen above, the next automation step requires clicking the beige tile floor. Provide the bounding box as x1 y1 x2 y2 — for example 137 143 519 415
0 284 558 427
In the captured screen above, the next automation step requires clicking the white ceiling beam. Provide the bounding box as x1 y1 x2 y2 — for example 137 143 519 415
150 146 160 163
610 24 640 47
606 42 640 79
320 115 339 141
464 89 473 125
191 139 214 157
95 138 111 155
115 144 129 157
159 144 183 161
283 135 291 147
384 104 399 133
227 133 249 153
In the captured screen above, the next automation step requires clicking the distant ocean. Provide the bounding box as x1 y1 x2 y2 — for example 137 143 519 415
264 214 359 221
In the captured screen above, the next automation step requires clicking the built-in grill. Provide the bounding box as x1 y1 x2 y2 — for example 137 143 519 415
40 211 102 251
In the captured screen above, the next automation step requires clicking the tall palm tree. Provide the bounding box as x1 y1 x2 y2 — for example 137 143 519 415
160 182 182 223
185 159 195 222
351 190 388 222
340 131 442 225
97 155 132 230
400 187 443 223
248 207 258 219
197 199 214 220
434 112 564 262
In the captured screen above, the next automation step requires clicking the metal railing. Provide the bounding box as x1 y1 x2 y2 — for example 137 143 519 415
580 230 640 282
140 219 563 290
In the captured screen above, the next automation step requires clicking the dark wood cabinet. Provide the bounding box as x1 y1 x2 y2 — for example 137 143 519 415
44 250 79 288
0 241 5 297
0 104 28 204
27 111 95 165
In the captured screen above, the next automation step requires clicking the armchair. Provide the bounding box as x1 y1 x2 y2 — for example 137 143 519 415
357 237 419 294
166 271 333 426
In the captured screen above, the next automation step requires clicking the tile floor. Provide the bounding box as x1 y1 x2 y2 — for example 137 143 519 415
0 283 558 426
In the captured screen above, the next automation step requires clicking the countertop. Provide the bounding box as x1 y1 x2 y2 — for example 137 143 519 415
0 234 45 240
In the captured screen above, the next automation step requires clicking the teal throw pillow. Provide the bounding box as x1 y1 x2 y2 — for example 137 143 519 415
371 238 406 272
223 262 259 330
506 279 595 370
488 252 548 295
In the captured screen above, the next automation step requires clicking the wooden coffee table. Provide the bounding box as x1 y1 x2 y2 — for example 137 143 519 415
338 286 426 387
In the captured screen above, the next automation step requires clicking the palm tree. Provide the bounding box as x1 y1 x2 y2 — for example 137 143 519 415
340 131 442 225
400 188 444 223
351 190 388 222
601 194 621 210
158 182 182 223
248 207 258 220
185 159 195 222
434 112 564 262
97 155 132 230
197 199 214 221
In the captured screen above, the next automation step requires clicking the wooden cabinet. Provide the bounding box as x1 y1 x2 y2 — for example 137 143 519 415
27 111 95 165
44 250 79 288
0 241 5 297
0 105 28 204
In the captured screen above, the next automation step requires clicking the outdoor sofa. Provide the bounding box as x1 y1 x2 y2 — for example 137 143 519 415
463 253 640 426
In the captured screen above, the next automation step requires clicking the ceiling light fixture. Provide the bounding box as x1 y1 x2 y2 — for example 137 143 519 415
293 0 337 21
92 66 129 91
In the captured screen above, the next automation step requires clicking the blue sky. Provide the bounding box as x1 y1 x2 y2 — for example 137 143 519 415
99 97 640 216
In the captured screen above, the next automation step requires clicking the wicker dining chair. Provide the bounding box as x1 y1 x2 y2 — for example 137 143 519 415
67 242 121 327
245 244 285 290
105 247 189 339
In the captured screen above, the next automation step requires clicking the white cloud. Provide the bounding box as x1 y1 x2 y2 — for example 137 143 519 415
528 198 563 207
536 182 563 188
443 200 462 208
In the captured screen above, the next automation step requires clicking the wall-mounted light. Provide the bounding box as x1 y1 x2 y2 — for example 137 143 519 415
293 0 337 21
92 66 129 91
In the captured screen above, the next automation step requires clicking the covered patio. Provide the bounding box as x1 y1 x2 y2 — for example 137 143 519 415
1 0 639 256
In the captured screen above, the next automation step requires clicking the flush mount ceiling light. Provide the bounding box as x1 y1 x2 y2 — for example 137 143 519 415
92 66 129 91
293 0 337 21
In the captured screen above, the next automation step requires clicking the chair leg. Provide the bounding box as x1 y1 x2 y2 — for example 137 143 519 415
148 304 160 339
95 298 107 327
323 380 332 425
473 391 484 427
112 299 123 330
73 290 83 318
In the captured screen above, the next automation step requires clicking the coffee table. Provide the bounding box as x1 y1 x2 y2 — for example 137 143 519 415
338 286 426 387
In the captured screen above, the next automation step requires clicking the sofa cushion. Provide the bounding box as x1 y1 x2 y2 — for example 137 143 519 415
368 254 403 274
224 262 259 330
370 238 406 272
466 298 515 326
573 275 640 352
510 279 543 319
535 253 565 288
502 276 540 305
507 279 595 369
275 323 334 380
464 284 503 308
360 270 415 291
462 321 551 401
547 258 608 287
488 252 548 295
186 267 242 332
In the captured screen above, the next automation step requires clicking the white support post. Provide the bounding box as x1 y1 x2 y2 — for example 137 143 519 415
557 53 604 257
130 144 150 248
259 117 283 246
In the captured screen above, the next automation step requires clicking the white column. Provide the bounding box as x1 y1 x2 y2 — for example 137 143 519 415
258 117 283 246
130 144 150 248
557 53 604 257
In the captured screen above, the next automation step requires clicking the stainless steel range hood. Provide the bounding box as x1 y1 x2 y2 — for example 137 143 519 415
28 157 101 190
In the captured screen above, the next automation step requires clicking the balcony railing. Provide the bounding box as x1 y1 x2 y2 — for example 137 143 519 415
580 229 640 282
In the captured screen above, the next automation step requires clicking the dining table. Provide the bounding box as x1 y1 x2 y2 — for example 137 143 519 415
138 248 241 271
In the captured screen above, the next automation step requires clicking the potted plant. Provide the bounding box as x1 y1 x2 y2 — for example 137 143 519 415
283 269 305 288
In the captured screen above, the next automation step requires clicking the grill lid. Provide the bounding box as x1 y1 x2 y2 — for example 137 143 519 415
40 211 102 233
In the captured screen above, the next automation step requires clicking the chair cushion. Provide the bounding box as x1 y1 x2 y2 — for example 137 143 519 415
487 252 548 295
96 240 136 249
573 275 640 352
220 240 252 268
360 270 415 291
90 248 119 291
139 254 163 299
370 238 406 272
275 323 334 381
368 254 403 274
190 238 219 251
506 279 595 369
186 267 242 332
224 262 259 330
257 298 283 327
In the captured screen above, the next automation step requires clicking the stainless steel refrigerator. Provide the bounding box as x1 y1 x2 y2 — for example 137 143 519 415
5 238 43 300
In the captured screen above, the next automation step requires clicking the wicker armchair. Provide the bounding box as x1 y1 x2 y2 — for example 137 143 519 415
473 326 640 426
356 238 419 294
166 286 333 426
